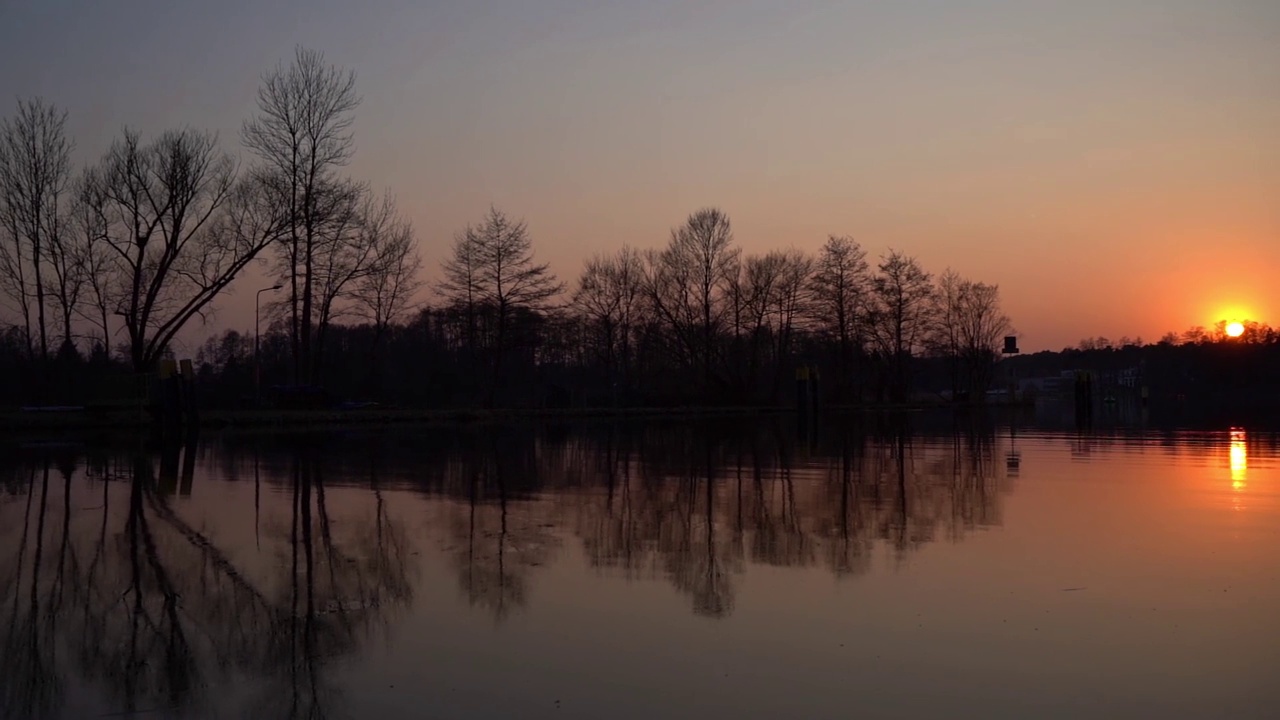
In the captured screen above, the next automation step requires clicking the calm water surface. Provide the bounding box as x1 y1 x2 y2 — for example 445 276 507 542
2 419 1278 719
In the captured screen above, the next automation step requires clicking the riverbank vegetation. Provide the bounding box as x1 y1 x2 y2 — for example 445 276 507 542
1 47 1016 416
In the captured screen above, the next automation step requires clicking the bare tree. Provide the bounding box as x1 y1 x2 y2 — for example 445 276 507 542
350 192 422 342
808 235 870 402
573 245 643 401
0 193 33 354
954 280 1012 398
722 248 811 400
69 170 115 356
930 268 965 400
725 251 784 396
243 46 360 384
644 208 738 398
767 249 812 397
303 177 371 379
438 227 484 361
1181 327 1207 345
44 198 83 353
0 99 72 361
475 208 563 315
93 128 279 371
441 207 563 405
349 191 422 394
869 250 934 403
931 270 1011 401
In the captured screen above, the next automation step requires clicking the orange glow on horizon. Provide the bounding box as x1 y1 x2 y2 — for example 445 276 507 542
1211 301 1259 329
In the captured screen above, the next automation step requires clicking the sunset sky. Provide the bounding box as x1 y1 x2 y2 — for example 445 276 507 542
1 0 1276 352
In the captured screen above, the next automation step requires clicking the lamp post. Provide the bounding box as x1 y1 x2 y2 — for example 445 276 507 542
255 285 282 405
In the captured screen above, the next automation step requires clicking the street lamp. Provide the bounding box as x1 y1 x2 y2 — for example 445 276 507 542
255 284 283 405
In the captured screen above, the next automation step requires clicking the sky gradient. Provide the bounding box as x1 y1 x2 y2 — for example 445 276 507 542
2 0 1277 352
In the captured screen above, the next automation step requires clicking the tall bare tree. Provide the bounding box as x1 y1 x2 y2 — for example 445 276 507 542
869 250 934 403
93 129 280 371
440 207 563 405
644 208 738 398
930 270 1014 400
348 191 421 395
350 192 421 343
44 198 83 353
439 226 484 360
726 251 785 396
767 249 812 397
303 177 370 379
0 191 33 354
931 268 966 399
573 245 643 401
809 235 870 401
722 248 812 400
0 99 72 360
70 170 115 356
954 279 1011 399
243 46 360 384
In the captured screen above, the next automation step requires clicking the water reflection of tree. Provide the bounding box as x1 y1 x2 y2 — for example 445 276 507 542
204 421 1009 625
556 419 1011 618
0 440 413 720
1 462 59 719
441 431 560 623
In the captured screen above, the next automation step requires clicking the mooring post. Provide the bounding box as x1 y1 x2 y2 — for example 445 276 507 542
796 365 810 415
809 366 821 416
180 359 198 427
157 359 180 433
158 433 180 495
1074 370 1094 427
180 425 197 496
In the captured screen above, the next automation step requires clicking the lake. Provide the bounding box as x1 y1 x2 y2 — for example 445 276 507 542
2 415 1278 719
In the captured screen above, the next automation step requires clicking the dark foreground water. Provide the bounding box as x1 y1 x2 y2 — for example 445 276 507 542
2 418 1278 719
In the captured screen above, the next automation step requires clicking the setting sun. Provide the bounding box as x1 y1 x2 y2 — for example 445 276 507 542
1226 322 1245 338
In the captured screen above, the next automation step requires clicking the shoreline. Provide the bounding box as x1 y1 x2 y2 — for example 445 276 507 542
0 401 1023 436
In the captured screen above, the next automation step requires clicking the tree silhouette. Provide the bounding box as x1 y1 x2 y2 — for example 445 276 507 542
439 207 563 406
869 250 934 403
0 98 72 364
573 246 644 405
243 46 361 385
87 128 277 372
644 207 739 401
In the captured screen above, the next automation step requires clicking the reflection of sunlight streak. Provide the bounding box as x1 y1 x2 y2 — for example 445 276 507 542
1229 429 1247 490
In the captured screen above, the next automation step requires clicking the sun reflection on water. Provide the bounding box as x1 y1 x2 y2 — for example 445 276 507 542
1229 428 1247 491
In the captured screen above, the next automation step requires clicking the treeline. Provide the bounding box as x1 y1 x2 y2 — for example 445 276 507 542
1007 325 1280 412
1073 318 1279 352
0 48 419 406
186 207 1012 409
0 47 1011 411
